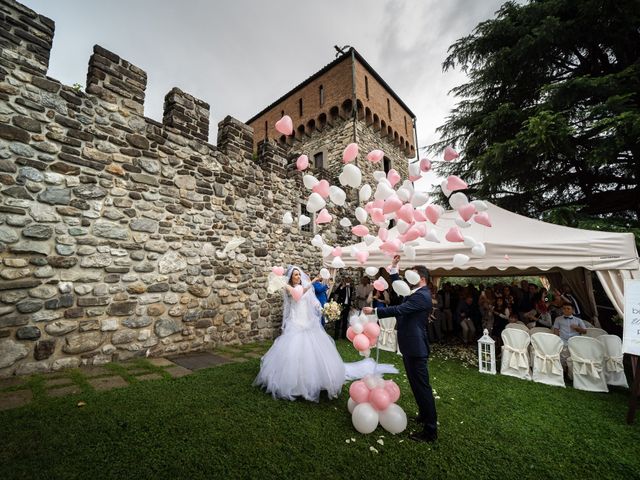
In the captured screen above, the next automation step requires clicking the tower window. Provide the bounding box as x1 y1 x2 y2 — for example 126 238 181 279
404 116 407 134
387 98 391 120
319 85 324 106
313 151 324 170
299 98 303 117
383 156 391 174
365 76 369 100
299 201 314 234
281 110 284 117
264 121 268 138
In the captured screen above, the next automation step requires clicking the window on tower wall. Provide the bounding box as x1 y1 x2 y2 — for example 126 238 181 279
387 98 391 120
319 85 324 106
299 201 315 234
299 98 303 117
383 156 391 174
365 76 369 100
312 152 324 170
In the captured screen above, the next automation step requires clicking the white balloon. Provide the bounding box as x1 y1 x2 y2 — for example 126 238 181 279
343 164 362 188
311 234 324 248
405 270 420 285
392 280 411 297
303 174 319 190
321 244 334 257
365 266 379 277
355 207 368 224
453 253 470 267
338 171 349 187
408 161 421 178
331 256 346 268
352 323 364 334
363 235 376 246
350 245 360 258
374 182 394 201
455 219 472 228
471 242 486 256
373 171 386 182
379 403 408 434
306 192 326 213
425 230 440 243
411 192 429 208
396 187 411 202
359 184 372 203
401 180 414 195
329 186 347 206
405 245 416 260
298 214 310 227
347 397 358 414
339 217 352 227
449 192 469 209
440 179 452 197
396 219 410 234
471 199 488 212
282 211 293 225
320 268 331 280
463 236 476 248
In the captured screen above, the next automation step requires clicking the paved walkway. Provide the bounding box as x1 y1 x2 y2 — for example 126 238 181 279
0 342 271 411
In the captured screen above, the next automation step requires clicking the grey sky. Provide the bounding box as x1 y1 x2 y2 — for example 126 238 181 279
23 0 506 188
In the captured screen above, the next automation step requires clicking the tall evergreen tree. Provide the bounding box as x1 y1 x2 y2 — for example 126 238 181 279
431 0 640 233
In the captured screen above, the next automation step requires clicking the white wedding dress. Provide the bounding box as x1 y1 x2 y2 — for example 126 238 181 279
254 267 398 402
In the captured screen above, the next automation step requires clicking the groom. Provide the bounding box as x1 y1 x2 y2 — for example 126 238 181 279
363 255 438 443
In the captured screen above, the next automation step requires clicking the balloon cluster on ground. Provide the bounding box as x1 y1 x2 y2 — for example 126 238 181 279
348 375 407 434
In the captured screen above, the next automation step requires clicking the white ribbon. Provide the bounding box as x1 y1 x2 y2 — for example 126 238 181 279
504 345 529 369
604 355 624 373
379 327 396 347
571 354 602 378
534 351 562 375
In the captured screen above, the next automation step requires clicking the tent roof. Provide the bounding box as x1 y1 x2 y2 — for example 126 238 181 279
330 202 640 275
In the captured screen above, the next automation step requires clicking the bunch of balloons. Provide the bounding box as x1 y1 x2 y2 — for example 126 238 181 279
346 311 380 357
348 374 407 434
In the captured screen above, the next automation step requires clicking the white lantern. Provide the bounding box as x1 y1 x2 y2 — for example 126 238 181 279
477 328 496 375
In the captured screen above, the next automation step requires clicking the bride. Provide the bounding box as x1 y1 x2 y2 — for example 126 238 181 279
254 266 398 402
253 266 345 401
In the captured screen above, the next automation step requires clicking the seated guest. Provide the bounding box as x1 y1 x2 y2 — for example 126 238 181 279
553 303 586 344
456 296 477 344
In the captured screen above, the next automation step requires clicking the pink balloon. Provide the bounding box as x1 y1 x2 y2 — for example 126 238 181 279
352 225 369 237
346 327 356 341
290 285 303 301
315 209 332 224
413 223 426 237
364 322 380 339
343 143 359 163
373 279 387 292
474 212 492 227
447 175 468 191
378 227 388 242
457 203 476 222
425 205 441 224
312 179 330 199
443 145 459 161
413 209 427 222
332 246 343 257
364 201 375 213
372 199 384 210
397 204 414 223
271 266 284 276
349 380 370 403
403 227 422 242
353 333 370 352
367 149 384 163
420 158 432 172
445 227 465 243
275 115 293 136
384 380 401 403
387 169 401 187
409 175 422 182
369 387 392 411
355 251 369 264
371 208 385 223
380 240 401 255
383 195 403 214
296 155 309 171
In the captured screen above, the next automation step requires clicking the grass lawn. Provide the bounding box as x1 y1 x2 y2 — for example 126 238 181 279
0 341 638 480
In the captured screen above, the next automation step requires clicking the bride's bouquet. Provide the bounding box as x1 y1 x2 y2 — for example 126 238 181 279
322 301 342 322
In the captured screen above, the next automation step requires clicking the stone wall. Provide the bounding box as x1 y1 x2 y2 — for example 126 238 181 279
0 0 336 376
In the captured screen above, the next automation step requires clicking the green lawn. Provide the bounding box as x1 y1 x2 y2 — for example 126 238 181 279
1 341 638 480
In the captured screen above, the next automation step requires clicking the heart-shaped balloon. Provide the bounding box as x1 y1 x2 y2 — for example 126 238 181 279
355 251 369 264
463 236 477 248
342 164 362 188
392 280 411 297
355 207 368 224
380 240 401 255
311 234 324 248
449 192 469 209
474 212 492 227
282 211 293 225
320 268 331 279
352 225 369 237
445 227 464 243
365 266 379 276
425 230 440 243
405 270 420 285
321 244 334 257
373 278 389 292
420 158 432 172
374 181 394 201
343 143 359 163
329 186 346 206
315 208 332 224
373 171 386 182
455 219 472 228
397 204 414 223
447 175 468 192
298 214 310 227
367 149 384 163
291 285 303 301
413 209 427 222
378 227 389 242
303 174 319 190
332 246 343 257
306 192 326 213
331 256 346 268
403 226 422 242
396 187 410 203
371 208 385 223
275 115 293 136
296 155 309 171
383 195 403 214
458 204 476 222
471 242 486 256
272 266 284 276
440 180 452 197
359 184 372 203
312 179 330 199
387 169 401 187
443 145 459 161
409 175 422 182
363 235 376 246
411 192 428 208
452 253 469 267
396 219 410 234
339 217 352 227
471 199 488 212
408 161 421 179
425 205 440 224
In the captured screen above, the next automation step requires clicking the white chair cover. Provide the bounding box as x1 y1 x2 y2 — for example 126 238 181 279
585 328 607 338
530 327 552 335
505 323 530 333
531 333 565 387
598 335 628 388
567 336 608 392
500 328 531 380
377 316 397 353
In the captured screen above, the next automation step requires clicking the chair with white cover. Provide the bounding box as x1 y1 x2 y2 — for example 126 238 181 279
377 316 397 353
500 328 531 380
505 323 530 333
585 328 607 338
531 333 565 387
567 336 608 392
530 327 552 335
598 334 628 388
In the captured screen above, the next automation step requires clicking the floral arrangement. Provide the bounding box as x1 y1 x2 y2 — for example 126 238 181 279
322 301 342 322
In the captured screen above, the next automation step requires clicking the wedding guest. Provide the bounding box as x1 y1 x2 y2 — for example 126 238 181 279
553 303 586 344
370 283 390 309
332 276 353 340
312 272 333 326
456 296 477 344
355 276 373 310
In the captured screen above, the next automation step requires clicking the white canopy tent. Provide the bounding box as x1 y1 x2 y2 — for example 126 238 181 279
329 202 640 323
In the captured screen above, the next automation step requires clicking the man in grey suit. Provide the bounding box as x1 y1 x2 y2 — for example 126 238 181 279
363 256 437 443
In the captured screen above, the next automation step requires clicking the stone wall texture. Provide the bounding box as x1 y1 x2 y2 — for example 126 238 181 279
0 0 411 376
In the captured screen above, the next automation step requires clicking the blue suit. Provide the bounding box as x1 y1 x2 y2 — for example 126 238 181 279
376 273 437 437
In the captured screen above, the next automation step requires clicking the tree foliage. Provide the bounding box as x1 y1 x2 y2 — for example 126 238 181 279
431 0 640 231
